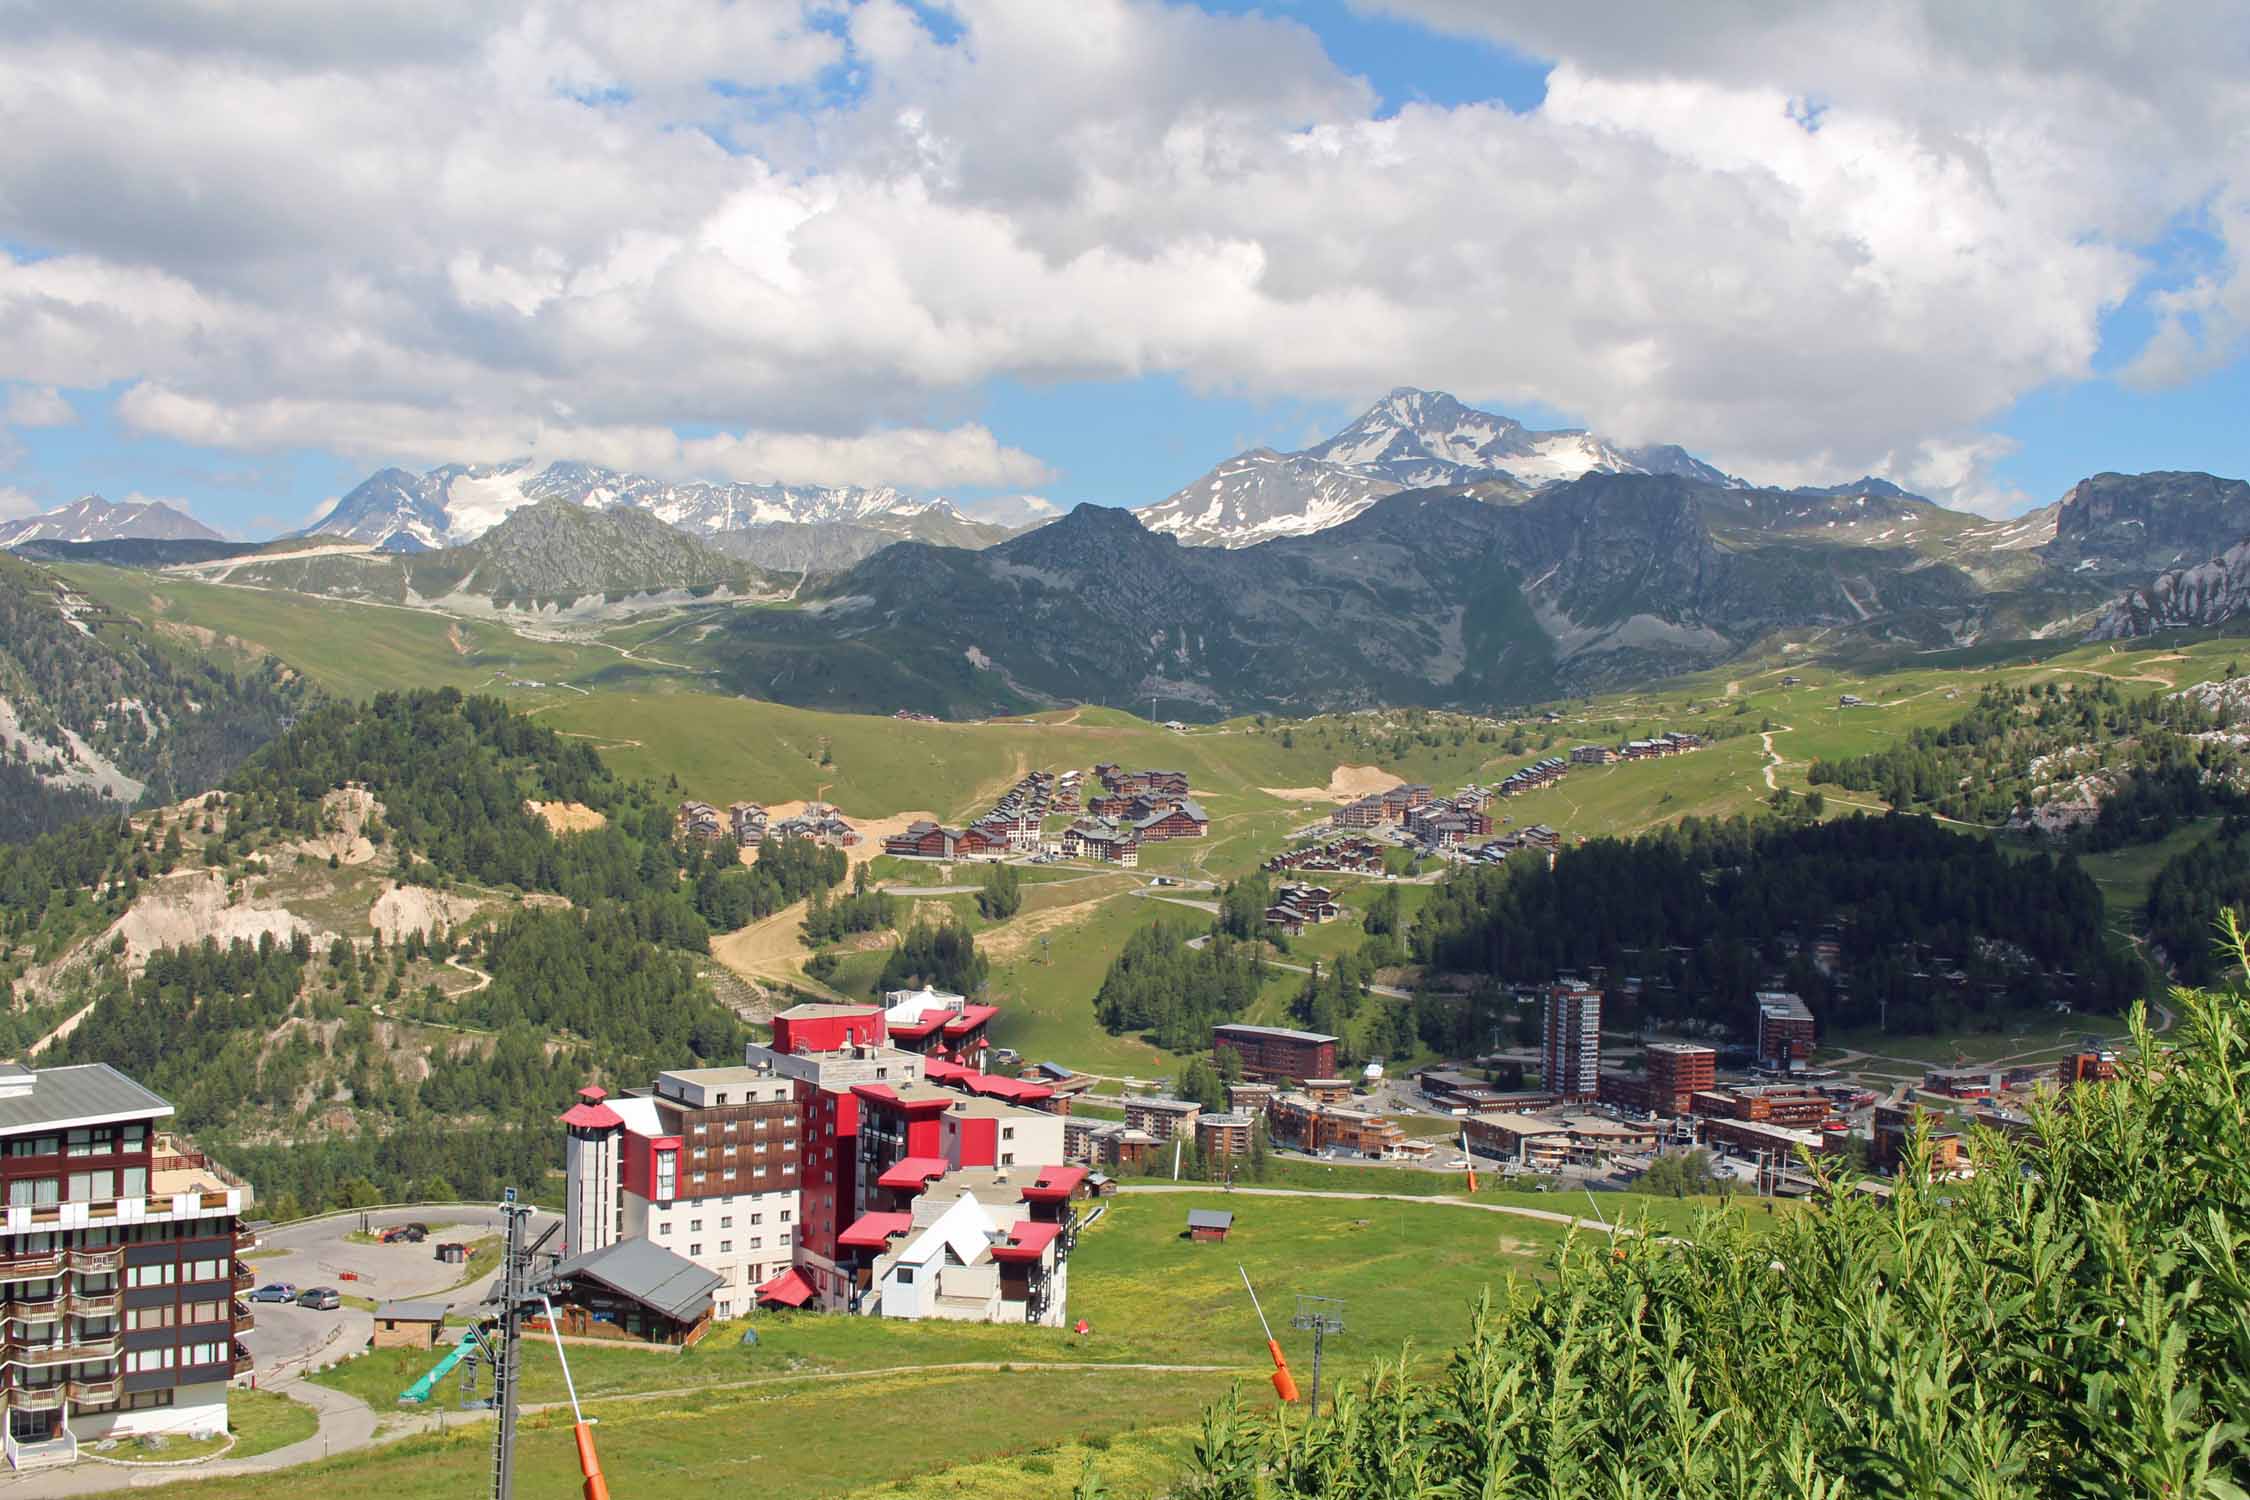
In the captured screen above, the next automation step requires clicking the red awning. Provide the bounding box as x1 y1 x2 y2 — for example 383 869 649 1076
558 1101 623 1129
942 1005 1000 1036
753 1267 817 1307
989 1220 1062 1263
837 1212 915 1249
876 1156 949 1192
1020 1165 1087 1203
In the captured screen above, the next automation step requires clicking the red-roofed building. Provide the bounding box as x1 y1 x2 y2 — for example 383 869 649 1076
880 986 999 1065
769 1003 888 1056
861 1167 1079 1325
559 1066 803 1320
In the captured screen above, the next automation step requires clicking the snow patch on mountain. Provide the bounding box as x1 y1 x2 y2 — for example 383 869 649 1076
302 460 957 550
0 495 225 549
1136 387 1742 548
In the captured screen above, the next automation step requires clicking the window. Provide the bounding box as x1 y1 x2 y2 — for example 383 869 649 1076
67 1169 117 1202
779 1209 792 1224
689 1219 703 1233
5 1133 59 1158
780 1231 792 1247
689 1244 702 1257
127 1306 176 1330
125 1348 176 1373
1002 1126 1014 1141
654 1150 677 1202
720 1240 732 1254
122 1124 147 1153
126 1263 177 1289
66 1129 95 1158
656 1222 672 1236
7 1177 58 1206
183 1341 223 1367
1000 1153 1015 1166
894 1266 915 1285
749 1237 762 1250
715 1093 729 1106
719 1216 732 1229
750 1213 763 1226
122 1390 173 1412
120 1166 147 1198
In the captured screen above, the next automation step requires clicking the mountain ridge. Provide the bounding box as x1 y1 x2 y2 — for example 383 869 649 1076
1134 386 1746 548
0 495 225 550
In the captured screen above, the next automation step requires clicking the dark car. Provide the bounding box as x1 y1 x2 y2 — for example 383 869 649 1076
250 1282 297 1303
378 1225 427 1244
297 1286 342 1311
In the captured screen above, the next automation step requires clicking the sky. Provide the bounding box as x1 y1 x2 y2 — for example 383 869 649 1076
1 0 2246 537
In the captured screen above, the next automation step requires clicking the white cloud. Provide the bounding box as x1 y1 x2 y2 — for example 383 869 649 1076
0 0 2242 511
4 385 75 427
0 485 40 520
961 492 1060 526
117 383 1050 490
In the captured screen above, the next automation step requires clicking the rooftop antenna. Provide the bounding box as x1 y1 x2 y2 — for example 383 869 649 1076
1290 1295 1346 1414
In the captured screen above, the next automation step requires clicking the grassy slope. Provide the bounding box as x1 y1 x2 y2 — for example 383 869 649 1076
68 564 2250 1076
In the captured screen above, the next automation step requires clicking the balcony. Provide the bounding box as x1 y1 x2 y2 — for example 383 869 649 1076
234 1226 259 1253
68 1288 121 1317
230 1341 253 1376
2 1384 62 1412
231 1261 254 1291
66 1374 120 1405
65 1247 120 1274
5 1329 123 1367
233 1299 254 1332
0 1255 64 1282
3 1295 61 1322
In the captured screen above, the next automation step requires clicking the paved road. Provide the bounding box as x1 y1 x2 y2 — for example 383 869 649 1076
243 1205 558 1377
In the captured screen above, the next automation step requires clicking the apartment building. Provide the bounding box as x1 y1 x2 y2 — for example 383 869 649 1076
0 1063 253 1471
1211 1024 1339 1085
1120 1095 1201 1142
559 1066 803 1321
1755 992 1818 1072
1542 982 1602 1102
1644 1042 1717 1115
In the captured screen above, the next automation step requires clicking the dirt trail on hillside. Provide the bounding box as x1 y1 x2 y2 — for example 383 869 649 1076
526 800 606 834
981 889 1137 964
1258 764 1403 802
709 898 841 1000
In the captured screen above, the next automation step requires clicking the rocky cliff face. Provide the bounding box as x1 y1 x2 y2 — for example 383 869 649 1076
2092 537 2250 639
2046 471 2250 580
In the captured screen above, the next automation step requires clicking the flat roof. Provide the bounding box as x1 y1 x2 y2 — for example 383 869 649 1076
374 1300 449 1322
0 1064 172 1135
1213 1024 1339 1045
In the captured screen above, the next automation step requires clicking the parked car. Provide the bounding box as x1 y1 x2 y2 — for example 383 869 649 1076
297 1286 342 1310
378 1225 427 1244
250 1282 297 1304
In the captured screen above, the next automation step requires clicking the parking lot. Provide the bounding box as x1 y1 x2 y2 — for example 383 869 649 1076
240 1204 558 1379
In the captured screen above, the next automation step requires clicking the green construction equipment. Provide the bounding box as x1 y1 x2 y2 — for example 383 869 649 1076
399 1325 478 1404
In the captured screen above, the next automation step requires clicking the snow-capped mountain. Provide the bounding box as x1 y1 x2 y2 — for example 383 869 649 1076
1136 387 1743 548
304 459 966 552
0 494 225 549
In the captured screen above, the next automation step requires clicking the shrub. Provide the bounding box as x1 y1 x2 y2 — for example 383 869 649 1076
1192 919 2250 1498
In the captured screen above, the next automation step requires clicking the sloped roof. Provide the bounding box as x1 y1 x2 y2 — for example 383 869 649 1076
552 1237 721 1323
